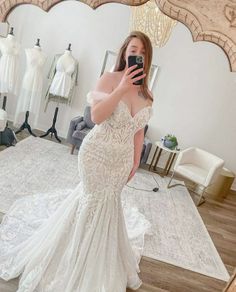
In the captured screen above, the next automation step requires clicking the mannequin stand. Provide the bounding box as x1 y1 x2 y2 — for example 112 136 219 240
2 95 7 111
15 111 37 137
0 95 17 147
40 106 61 143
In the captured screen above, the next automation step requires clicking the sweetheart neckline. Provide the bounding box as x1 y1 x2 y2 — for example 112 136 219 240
88 90 152 119
119 100 152 119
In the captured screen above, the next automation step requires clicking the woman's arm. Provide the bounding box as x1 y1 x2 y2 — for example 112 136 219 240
91 66 145 125
91 72 126 125
133 127 145 167
127 127 145 183
133 90 153 165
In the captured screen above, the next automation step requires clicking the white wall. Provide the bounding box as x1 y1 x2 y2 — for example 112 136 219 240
149 23 236 190
3 3 236 190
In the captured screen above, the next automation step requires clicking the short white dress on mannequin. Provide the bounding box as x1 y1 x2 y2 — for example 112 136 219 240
0 34 20 94
49 50 76 97
44 51 78 111
13 46 47 129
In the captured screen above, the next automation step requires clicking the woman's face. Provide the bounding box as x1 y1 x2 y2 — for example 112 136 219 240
124 37 146 69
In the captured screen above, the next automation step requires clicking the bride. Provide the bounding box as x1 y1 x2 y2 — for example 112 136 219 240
0 31 154 292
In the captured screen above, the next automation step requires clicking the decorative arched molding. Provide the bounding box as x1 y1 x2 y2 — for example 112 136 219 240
0 0 61 22
0 0 149 22
155 0 236 71
79 0 149 9
0 0 236 71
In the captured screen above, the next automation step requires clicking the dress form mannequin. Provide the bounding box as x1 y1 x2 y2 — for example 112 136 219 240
0 27 20 146
0 27 20 97
14 39 47 136
49 45 76 98
41 44 77 143
44 43 78 111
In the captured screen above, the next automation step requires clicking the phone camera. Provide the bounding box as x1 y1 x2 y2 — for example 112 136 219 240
136 56 143 64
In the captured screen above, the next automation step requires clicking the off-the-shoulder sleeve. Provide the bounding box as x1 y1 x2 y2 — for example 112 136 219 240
86 91 110 105
134 106 153 133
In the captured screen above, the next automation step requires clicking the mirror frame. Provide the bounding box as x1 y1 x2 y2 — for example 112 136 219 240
0 0 235 71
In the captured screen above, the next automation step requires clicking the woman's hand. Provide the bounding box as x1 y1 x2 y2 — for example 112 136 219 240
117 65 146 93
126 163 139 183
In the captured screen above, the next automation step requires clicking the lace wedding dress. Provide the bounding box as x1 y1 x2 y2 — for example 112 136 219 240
0 91 153 292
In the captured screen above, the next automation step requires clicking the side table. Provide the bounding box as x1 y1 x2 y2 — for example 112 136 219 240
205 167 235 201
149 141 180 176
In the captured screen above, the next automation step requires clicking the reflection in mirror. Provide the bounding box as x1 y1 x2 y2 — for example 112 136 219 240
0 2 235 292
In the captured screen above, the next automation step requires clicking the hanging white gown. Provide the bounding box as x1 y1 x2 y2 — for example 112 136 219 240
13 47 47 129
0 35 20 94
0 91 153 292
49 52 76 98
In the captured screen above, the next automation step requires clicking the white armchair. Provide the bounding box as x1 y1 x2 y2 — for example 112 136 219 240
167 147 224 206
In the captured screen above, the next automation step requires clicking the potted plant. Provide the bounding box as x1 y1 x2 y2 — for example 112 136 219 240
162 134 178 150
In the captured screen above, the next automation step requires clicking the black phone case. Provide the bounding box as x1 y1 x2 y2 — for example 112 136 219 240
128 55 144 85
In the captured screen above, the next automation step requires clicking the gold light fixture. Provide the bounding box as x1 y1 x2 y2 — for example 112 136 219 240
130 0 177 47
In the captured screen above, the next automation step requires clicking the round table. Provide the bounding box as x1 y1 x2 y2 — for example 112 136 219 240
148 141 180 176
205 167 235 201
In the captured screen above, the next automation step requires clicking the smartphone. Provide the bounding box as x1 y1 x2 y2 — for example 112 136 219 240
128 55 144 85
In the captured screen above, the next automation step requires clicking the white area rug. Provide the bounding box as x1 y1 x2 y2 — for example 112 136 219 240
0 136 230 281
124 170 230 281
0 136 79 213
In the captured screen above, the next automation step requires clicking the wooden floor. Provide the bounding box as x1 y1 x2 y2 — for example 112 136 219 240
0 125 235 292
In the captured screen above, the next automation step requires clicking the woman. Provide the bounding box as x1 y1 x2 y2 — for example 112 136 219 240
0 31 153 291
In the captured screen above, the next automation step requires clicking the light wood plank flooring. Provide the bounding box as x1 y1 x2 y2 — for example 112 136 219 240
0 125 235 292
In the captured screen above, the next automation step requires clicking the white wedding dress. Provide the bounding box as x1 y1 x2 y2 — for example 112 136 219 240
0 91 153 292
14 47 47 129
0 35 20 94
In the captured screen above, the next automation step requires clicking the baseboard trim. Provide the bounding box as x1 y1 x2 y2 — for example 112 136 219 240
7 117 67 140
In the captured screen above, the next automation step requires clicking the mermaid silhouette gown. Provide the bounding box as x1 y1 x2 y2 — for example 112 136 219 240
0 91 153 292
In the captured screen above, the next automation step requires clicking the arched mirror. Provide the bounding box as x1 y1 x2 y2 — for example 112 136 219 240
0 1 235 292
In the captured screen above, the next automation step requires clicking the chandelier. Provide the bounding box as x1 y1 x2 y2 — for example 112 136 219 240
130 0 177 47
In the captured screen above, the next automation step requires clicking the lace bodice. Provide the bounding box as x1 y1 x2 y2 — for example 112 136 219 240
86 91 153 145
